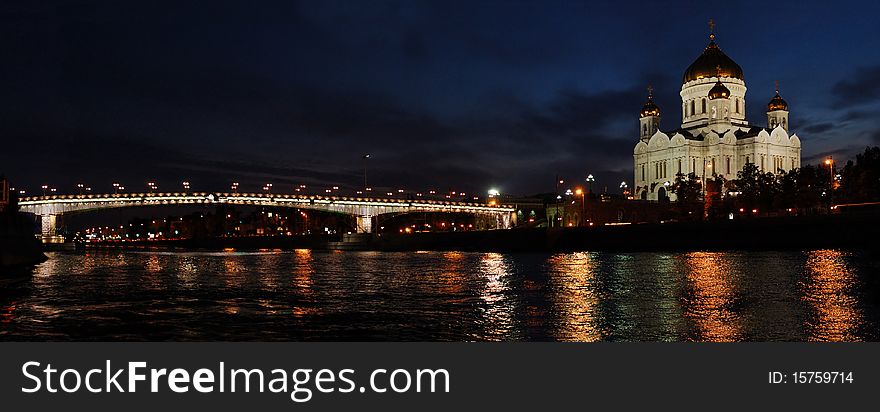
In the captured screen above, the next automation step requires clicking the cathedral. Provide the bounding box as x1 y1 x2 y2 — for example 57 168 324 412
633 25 801 201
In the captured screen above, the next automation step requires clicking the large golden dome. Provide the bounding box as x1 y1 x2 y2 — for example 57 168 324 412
683 38 744 84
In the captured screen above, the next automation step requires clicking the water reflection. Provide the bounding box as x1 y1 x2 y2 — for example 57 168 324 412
2 249 877 341
437 252 466 295
546 252 603 342
146 254 161 273
802 250 863 342
292 249 315 292
478 253 515 340
0 304 15 324
680 252 741 342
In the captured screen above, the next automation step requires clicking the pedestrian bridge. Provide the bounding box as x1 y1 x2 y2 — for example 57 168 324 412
19 192 515 237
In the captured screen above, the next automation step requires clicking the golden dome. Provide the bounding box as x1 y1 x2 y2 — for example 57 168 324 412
767 83 788 111
640 88 660 117
707 79 730 100
683 39 744 84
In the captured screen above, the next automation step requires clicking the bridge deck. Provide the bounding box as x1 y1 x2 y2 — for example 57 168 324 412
20 192 513 213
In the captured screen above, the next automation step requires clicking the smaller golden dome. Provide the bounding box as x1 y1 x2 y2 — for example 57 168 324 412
767 82 788 111
640 99 660 118
707 79 730 100
640 85 660 117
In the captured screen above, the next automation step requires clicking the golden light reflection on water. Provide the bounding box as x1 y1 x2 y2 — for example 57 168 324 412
478 253 514 339
175 256 199 289
802 250 862 342
546 252 603 342
681 252 741 342
0 304 15 324
437 251 466 295
292 249 315 294
145 254 161 273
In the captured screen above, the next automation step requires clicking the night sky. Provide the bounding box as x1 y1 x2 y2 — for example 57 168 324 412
2 0 879 197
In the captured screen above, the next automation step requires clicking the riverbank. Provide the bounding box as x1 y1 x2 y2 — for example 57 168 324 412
77 212 880 253
0 213 47 275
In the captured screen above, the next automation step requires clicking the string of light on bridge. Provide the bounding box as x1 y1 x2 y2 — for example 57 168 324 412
21 180 506 202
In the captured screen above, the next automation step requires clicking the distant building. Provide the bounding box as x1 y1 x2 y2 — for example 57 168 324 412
633 25 802 201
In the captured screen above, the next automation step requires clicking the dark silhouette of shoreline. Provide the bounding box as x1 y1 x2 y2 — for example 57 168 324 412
74 211 879 253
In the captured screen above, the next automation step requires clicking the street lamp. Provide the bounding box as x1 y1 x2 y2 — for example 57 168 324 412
77 183 85 195
263 183 273 194
620 181 629 197
112 182 120 194
147 182 157 193
825 156 834 205
41 185 48 196
488 188 500 205
702 161 712 200
575 188 584 226
182 181 191 192
586 174 595 194
231 182 239 193
555 177 565 227
363 154 371 190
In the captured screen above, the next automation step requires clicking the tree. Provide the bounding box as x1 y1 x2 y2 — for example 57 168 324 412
756 171 778 214
734 163 761 212
840 146 880 203
672 172 701 204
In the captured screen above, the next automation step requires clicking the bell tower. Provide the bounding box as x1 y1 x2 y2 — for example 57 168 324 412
767 80 789 131
639 85 661 142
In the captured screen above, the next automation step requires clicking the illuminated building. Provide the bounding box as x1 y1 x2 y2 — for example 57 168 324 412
633 23 802 201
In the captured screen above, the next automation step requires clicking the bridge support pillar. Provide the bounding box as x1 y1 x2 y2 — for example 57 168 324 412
40 214 57 238
357 215 373 233
39 214 66 243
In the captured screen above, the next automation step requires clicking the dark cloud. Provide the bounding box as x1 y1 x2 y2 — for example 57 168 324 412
1 1 877 198
802 122 834 134
831 65 880 107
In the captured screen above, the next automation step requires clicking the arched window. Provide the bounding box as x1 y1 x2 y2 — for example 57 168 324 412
702 98 707 113
711 158 716 174
726 157 731 174
735 99 740 114
782 118 786 129
746 156 750 164
643 124 647 136
678 159 682 174
690 100 695 116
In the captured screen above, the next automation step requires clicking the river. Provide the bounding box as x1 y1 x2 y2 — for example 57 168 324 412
1 249 878 341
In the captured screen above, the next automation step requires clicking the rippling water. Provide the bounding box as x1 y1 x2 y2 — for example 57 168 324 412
2 249 879 341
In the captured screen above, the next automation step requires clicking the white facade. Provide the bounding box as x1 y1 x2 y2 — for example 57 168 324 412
633 32 801 201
